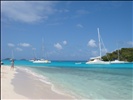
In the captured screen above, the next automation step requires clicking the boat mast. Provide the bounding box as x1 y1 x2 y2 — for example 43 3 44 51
118 49 120 60
42 38 45 59
117 43 120 60
97 28 102 59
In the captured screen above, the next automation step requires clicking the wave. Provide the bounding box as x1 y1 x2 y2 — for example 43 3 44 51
16 66 76 99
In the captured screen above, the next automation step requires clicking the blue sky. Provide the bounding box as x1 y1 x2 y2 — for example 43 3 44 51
1 1 133 60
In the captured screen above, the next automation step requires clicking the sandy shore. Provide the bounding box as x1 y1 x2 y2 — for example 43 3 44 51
1 65 75 100
1 65 29 99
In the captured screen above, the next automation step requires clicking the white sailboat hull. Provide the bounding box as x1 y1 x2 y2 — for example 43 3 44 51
110 60 126 64
86 60 110 64
33 60 51 63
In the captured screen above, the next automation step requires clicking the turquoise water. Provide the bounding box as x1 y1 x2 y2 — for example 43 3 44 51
2 60 133 99
2 60 133 68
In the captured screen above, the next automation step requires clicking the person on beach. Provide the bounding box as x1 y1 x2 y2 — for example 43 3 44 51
10 59 14 70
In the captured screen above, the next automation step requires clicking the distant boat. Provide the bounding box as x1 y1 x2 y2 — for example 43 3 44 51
111 60 126 64
111 48 127 64
33 38 51 63
33 59 51 63
86 28 110 64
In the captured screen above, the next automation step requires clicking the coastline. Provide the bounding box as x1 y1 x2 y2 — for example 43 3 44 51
1 62 132 100
1 65 75 99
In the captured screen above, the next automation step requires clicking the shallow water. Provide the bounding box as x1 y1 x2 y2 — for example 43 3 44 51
3 60 133 99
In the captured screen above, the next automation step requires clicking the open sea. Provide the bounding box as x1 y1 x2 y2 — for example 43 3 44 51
2 60 133 100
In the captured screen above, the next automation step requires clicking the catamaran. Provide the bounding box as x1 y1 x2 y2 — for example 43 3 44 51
86 28 110 64
33 59 51 63
33 38 51 63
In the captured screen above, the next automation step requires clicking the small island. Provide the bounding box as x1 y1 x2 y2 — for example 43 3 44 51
102 48 133 62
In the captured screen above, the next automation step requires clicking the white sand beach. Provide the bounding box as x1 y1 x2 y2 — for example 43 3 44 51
1 65 29 99
1 65 75 100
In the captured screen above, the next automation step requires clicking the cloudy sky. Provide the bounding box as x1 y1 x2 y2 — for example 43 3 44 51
1 1 132 60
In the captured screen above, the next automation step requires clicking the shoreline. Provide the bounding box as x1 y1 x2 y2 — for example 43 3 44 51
1 65 75 99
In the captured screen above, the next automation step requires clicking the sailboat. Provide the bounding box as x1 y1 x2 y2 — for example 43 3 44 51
33 38 51 63
33 59 51 63
86 28 110 64
110 48 126 64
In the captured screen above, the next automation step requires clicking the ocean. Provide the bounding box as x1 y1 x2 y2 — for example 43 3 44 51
2 60 133 100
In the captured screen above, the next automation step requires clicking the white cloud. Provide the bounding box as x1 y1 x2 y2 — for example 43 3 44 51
63 41 67 45
1 1 56 23
19 43 31 47
16 47 23 51
87 39 97 47
54 43 62 50
76 24 83 28
7 43 15 47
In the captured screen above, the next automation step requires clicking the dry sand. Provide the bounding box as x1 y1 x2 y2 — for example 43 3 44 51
1 65 75 100
1 65 29 99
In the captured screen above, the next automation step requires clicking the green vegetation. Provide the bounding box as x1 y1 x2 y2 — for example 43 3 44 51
102 48 133 62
